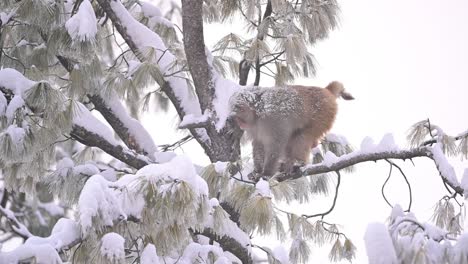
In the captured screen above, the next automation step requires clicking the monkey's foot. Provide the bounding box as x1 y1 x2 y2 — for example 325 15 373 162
248 172 273 182
279 162 287 173
247 172 262 181
292 161 305 173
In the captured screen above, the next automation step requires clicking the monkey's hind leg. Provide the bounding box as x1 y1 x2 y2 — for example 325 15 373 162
252 139 265 174
262 140 288 177
284 132 317 174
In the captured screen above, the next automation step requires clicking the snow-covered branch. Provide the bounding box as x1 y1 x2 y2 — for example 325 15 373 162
96 0 243 162
71 124 149 169
0 205 32 239
54 44 158 159
0 68 151 170
178 112 211 129
94 0 220 158
0 218 81 264
87 94 157 157
95 0 201 117
278 145 465 196
180 0 215 113
195 228 252 264
365 204 464 263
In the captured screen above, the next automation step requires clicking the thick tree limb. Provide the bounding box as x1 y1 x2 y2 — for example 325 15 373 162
70 125 149 169
170 8 224 119
87 94 154 155
95 0 193 117
181 0 215 112
94 2 249 262
179 0 242 162
63 65 155 156
55 36 156 157
196 228 252 264
95 0 216 159
103 0 243 163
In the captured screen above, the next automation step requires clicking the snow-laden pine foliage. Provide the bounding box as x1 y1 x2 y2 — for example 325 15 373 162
364 204 468 264
0 0 466 264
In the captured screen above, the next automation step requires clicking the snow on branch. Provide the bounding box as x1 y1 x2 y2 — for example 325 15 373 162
102 0 241 135
74 103 121 147
0 244 62 264
178 112 211 129
96 0 201 117
71 124 149 169
364 222 398 264
0 218 81 264
65 0 97 43
368 204 464 263
180 0 241 131
54 51 158 159
277 135 466 196
0 68 151 169
195 228 252 264
0 205 33 239
100 232 125 262
95 0 216 159
88 94 158 157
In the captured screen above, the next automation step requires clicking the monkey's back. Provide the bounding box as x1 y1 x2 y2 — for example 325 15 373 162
255 87 304 121
289 85 338 140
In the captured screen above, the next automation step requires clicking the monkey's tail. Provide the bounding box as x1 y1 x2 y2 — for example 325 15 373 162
325 81 355 100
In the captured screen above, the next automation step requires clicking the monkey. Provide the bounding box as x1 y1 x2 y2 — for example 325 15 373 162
230 81 354 177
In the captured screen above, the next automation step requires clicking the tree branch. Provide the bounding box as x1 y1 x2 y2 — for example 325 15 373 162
48 29 157 158
87 94 156 156
181 0 215 113
303 171 341 219
381 162 394 209
277 147 465 196
0 205 32 240
176 0 242 163
386 159 413 212
195 228 252 264
95 0 216 160
2 75 151 170
70 125 149 169
239 0 273 86
422 129 468 146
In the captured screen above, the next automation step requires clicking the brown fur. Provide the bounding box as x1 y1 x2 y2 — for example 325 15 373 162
230 81 353 176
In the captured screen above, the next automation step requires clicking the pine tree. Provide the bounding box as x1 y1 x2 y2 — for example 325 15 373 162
0 0 466 263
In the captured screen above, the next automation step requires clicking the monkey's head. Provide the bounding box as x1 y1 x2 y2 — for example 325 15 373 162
232 104 256 130
229 89 259 130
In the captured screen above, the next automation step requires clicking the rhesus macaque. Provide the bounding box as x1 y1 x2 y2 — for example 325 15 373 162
230 81 354 177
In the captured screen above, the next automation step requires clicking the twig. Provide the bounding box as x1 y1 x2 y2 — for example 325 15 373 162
381 162 393 209
259 50 285 66
230 175 255 185
320 220 348 240
159 135 193 152
423 129 468 146
386 159 413 212
303 171 341 219
1 50 27 73
237 0 258 27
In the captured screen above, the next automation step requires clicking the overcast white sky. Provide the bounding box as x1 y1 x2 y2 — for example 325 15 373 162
294 0 468 262
144 0 468 262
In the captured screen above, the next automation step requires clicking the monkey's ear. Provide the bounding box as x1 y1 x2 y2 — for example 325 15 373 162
341 91 355 100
